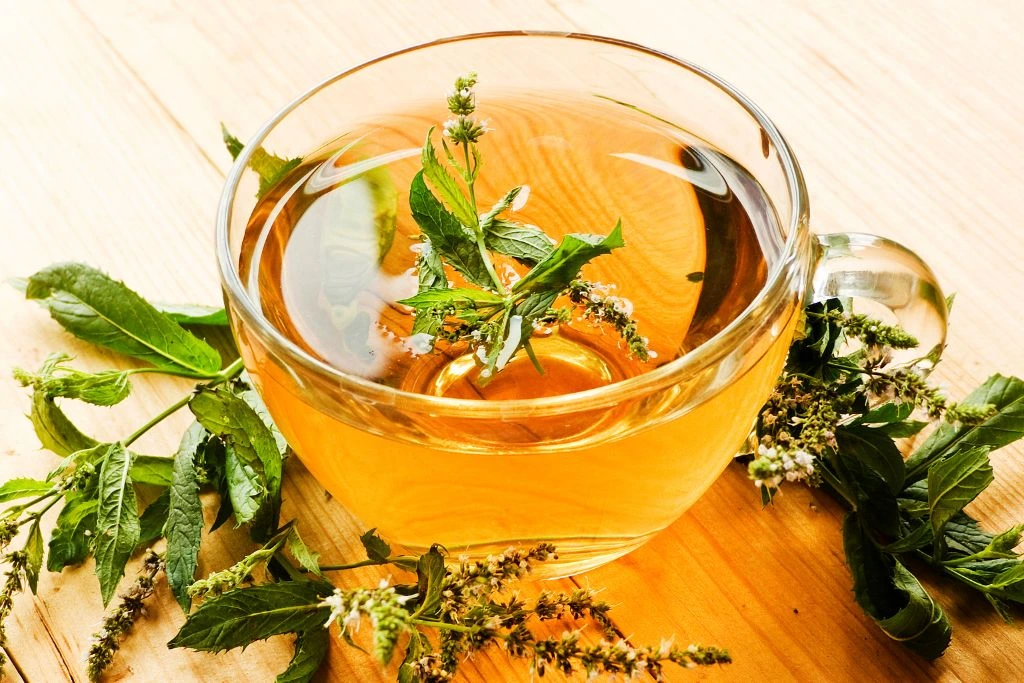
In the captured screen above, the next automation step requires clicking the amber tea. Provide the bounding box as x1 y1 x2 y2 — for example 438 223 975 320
234 93 796 574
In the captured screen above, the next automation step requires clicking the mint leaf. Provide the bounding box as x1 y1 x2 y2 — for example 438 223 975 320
191 388 281 537
129 455 174 487
29 391 97 456
409 171 491 288
836 425 906 494
398 288 503 309
222 444 263 527
166 423 205 611
168 581 333 652
276 628 330 683
24 263 222 377
0 478 53 503
421 132 478 229
285 527 321 576
47 497 97 572
95 443 141 605
222 124 301 199
14 353 131 406
24 519 44 594
415 240 448 292
398 631 431 683
154 303 229 327
907 374 1024 479
843 513 951 659
478 186 522 229
413 545 446 619
927 446 993 559
512 220 625 295
359 528 392 563
485 220 553 265
136 490 170 551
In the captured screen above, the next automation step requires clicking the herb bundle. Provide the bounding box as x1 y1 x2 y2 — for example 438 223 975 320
746 299 1024 657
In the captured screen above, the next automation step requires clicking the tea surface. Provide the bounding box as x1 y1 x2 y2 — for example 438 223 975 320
240 94 773 399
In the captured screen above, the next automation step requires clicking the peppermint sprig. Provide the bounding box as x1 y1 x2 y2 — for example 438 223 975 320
399 73 650 380
747 298 1024 658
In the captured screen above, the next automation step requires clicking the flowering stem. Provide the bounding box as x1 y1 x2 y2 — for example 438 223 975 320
316 559 382 572
17 493 61 527
409 618 475 633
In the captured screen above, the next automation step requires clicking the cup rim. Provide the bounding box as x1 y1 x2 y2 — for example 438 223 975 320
216 30 809 415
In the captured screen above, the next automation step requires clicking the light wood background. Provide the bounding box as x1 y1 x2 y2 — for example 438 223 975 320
2 1 1023 681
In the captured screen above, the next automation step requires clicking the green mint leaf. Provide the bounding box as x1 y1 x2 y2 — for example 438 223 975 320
927 446 994 560
166 423 206 611
0 478 54 503
415 240 449 292
47 497 97 572
190 387 282 500
785 298 844 378
223 445 263 527
833 426 903 536
95 443 141 606
136 490 170 551
222 124 301 199
409 171 492 288
398 288 503 309
421 131 478 228
359 528 392 563
24 519 44 594
154 303 229 327
835 425 906 494
276 628 330 683
879 420 929 439
14 353 131 406
413 545 446 619
907 374 1024 479
484 220 554 265
883 522 932 553
398 631 431 683
129 455 174 488
478 186 522 229
29 391 98 457
168 581 334 652
990 562 1024 599
236 382 289 458
285 527 321 576
943 512 996 557
843 513 952 659
512 220 625 295
856 401 916 426
987 523 1024 556
24 263 222 377
222 124 244 160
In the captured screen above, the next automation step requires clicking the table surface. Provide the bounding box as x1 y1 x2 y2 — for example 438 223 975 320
3 1 1024 681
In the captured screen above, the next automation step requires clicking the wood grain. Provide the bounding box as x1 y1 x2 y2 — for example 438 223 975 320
2 1 1023 681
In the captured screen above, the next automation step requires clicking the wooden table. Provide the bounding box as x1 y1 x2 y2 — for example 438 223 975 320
3 1 1023 681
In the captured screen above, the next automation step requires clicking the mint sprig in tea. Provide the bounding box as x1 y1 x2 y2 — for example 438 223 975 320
234 73 785 570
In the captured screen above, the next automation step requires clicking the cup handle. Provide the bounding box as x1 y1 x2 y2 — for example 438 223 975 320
811 232 948 372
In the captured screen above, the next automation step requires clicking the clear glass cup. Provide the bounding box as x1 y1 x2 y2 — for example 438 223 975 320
216 32 947 577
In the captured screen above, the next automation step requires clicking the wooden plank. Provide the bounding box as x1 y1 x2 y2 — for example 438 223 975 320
1 0 1023 682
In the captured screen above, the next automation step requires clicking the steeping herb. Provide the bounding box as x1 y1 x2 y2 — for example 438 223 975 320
398 73 650 380
747 298 1024 658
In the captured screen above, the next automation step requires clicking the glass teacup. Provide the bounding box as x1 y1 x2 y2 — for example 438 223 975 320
216 32 947 577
